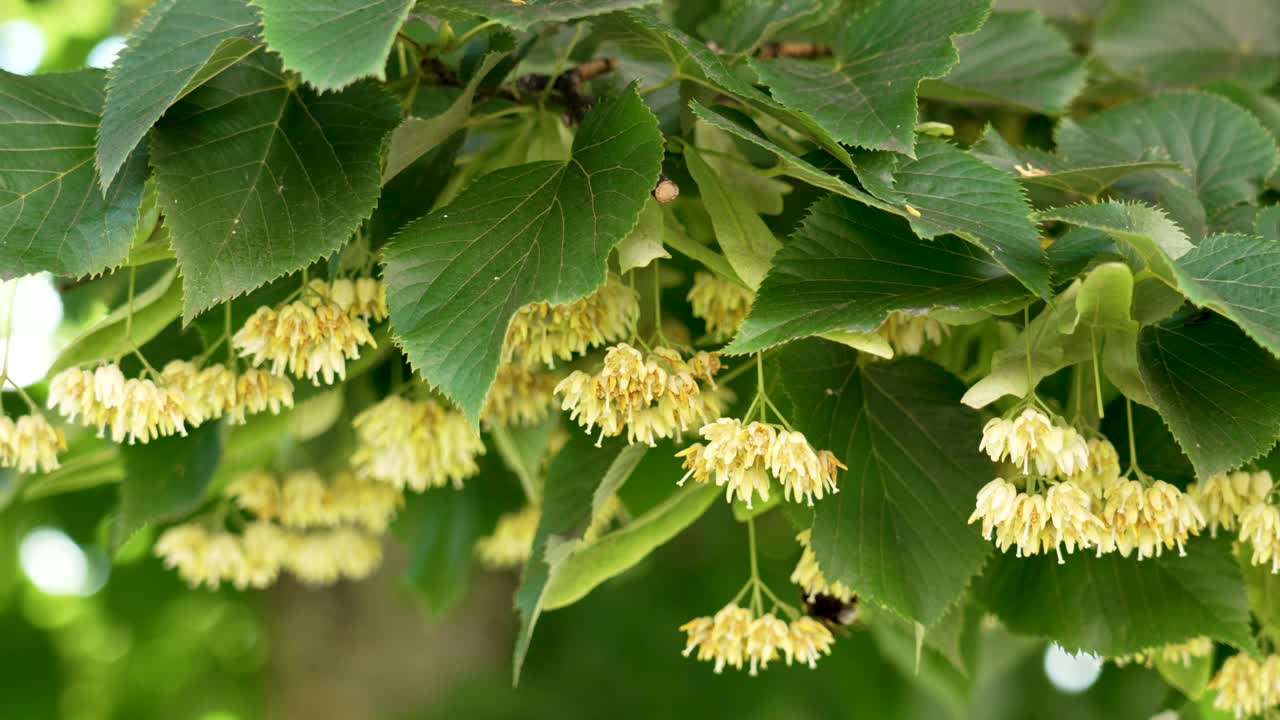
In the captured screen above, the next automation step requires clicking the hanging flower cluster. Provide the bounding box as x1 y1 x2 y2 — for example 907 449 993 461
1209 652 1280 718
155 469 400 589
160 361 294 426
1189 470 1273 537
0 413 65 473
475 504 541 569
351 395 484 492
305 277 388 321
677 418 844 508
1110 636 1213 668
482 363 559 427
790 529 855 603
877 311 948 356
232 299 376 385
687 272 753 342
556 343 725 446
48 364 194 444
680 604 834 674
502 274 639 368
1239 500 1280 574
969 408 1206 562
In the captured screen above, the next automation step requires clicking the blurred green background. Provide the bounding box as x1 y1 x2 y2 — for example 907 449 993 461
0 2 1189 718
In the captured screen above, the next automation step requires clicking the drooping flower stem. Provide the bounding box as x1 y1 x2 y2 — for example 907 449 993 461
747 516 763 614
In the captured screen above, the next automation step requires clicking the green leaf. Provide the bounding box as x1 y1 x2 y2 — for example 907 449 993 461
1237 543 1280 643
687 102 893 214
856 137 1050 298
614 198 670 274
116 423 222 549
750 0 988 155
962 263 1135 408
1055 93 1278 224
97 0 260 190
921 11 1086 114
697 0 837 54
152 51 400 321
0 69 147 279
978 534 1256 657
592 10 852 167
972 125 1182 198
1046 201 1280 358
542 484 716 610
49 268 183 374
422 0 657 28
382 85 663 423
382 52 505 183
781 342 993 625
1256 205 1280 241
1156 651 1214 701
1137 314 1280 478
252 0 414 91
683 146 780 289
513 436 647 684
725 195 1027 355
394 478 499 614
1095 0 1280 90
692 115 792 216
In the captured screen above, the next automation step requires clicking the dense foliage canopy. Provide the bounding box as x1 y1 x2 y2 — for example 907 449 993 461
4 0 1280 718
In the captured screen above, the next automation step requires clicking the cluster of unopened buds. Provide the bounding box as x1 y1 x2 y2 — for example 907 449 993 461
482 363 560 427
877 311 949 356
687 272 753 342
677 417 845 508
351 395 485 492
556 343 726 447
304 277 388 322
1209 652 1280 718
680 604 834 675
232 293 377 385
1110 636 1213 668
0 412 65 473
502 274 638 368
969 407 1206 562
154 469 400 589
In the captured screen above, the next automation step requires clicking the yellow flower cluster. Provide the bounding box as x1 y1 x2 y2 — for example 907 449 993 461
160 361 294 426
305 277 388 321
232 300 375 385
226 469 405 533
680 604 834 674
0 413 65 473
877 311 948 356
1112 636 1213 667
687 272 753 341
502 274 638 368
156 468 401 590
351 396 484 491
979 408 1090 477
1189 470 1273 537
1209 653 1280 718
1239 501 1280 574
1097 478 1206 559
677 418 844 508
790 530 854 603
155 521 383 589
48 364 193 444
482 363 559 427
475 504 540 569
556 343 725 446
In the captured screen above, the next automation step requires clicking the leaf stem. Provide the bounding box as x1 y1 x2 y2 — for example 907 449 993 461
541 23 585 108
450 19 499 51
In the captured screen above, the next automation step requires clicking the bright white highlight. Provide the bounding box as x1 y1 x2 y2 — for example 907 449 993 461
0 274 64 386
87 36 126 69
0 20 46 75
18 527 96 596
1043 643 1103 694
